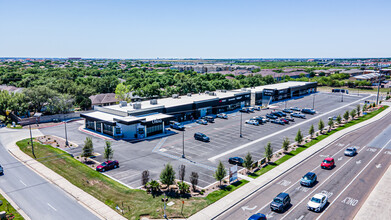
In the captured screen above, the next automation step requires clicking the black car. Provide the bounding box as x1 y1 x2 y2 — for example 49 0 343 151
282 109 293 113
228 157 244 166
0 164 3 175
202 116 215 123
291 113 306 118
194 132 210 142
271 112 283 117
270 192 291 212
301 108 316 115
283 116 294 122
240 107 250 113
271 119 285 125
276 111 287 116
266 114 278 119
290 107 301 111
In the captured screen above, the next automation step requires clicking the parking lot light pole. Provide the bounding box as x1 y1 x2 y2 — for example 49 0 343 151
64 120 69 147
312 94 315 109
341 92 344 102
182 130 185 158
29 125 36 159
240 111 243 138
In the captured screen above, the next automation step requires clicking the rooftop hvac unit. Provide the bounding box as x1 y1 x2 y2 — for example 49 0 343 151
133 102 141 109
205 91 210 94
221 90 227 93
187 93 192 97
119 101 127 107
172 94 179 99
150 99 158 105
209 92 216 96
241 88 247 91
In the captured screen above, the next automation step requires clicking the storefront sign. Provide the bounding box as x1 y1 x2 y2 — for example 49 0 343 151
236 96 242 100
229 165 238 183
151 119 162 124
228 98 236 101
245 95 250 98
264 89 274 96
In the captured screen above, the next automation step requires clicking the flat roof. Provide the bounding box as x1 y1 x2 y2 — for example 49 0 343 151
82 111 123 122
234 81 315 93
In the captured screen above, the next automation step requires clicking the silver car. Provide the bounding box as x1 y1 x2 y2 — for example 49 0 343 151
344 147 357 156
216 113 228 119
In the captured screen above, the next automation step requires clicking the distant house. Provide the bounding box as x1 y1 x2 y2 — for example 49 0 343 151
352 73 385 85
0 84 24 93
89 93 118 107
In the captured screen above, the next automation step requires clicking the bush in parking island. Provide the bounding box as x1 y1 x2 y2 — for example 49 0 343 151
295 129 303 145
214 161 226 186
243 152 254 173
160 163 176 187
308 125 315 139
343 110 350 122
282 137 290 152
318 119 325 134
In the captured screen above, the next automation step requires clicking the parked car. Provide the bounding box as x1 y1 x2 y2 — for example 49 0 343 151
196 119 208 125
228 157 244 166
0 164 3 175
248 107 255 112
169 121 185 130
344 147 357 156
202 116 215 123
248 213 267 220
246 119 260 126
290 107 301 111
96 160 119 172
271 119 285 125
282 109 293 113
254 106 262 111
270 192 291 212
271 111 284 117
291 113 306 118
307 193 328 212
240 107 250 113
300 172 317 187
194 132 210 142
280 118 289 124
252 116 267 124
283 116 295 122
301 108 316 115
266 114 278 119
321 157 335 169
328 116 338 121
216 113 228 119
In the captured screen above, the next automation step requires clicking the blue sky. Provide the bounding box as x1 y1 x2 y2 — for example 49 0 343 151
0 0 390 59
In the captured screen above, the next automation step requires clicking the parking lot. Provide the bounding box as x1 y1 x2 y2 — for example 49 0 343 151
39 92 373 189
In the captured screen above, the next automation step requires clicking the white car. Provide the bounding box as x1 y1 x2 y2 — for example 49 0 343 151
245 119 259 126
216 113 228 119
307 193 328 212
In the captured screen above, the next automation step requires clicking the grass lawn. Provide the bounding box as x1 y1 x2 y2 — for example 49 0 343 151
6 124 23 129
16 140 248 219
249 105 388 179
0 192 24 220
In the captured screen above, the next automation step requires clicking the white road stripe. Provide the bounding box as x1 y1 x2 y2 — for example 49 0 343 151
315 137 391 220
47 203 57 211
19 180 27 187
209 95 371 161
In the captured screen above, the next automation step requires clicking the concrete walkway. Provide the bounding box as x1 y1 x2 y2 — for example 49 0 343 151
190 105 391 220
3 130 126 220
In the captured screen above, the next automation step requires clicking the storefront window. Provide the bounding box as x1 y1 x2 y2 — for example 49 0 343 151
86 120 94 130
147 123 163 136
103 123 113 136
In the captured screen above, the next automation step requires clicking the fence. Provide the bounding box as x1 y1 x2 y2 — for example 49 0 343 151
11 111 92 126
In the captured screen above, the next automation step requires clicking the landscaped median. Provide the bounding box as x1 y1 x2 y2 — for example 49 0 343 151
16 139 249 219
0 191 24 220
249 105 389 179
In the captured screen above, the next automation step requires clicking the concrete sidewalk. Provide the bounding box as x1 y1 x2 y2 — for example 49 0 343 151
190 105 391 220
6 143 126 220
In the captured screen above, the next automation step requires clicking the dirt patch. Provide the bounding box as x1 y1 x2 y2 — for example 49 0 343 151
37 135 78 150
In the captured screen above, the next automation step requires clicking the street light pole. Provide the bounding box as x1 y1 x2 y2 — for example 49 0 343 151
182 130 185 158
312 94 315 110
341 91 344 102
29 125 36 159
64 119 69 147
376 68 381 105
240 111 243 138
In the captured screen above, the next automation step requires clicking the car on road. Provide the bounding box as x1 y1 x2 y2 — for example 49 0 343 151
169 121 185 130
271 119 285 125
270 192 291 212
194 132 210 142
344 147 357 156
0 164 3 175
196 119 208 125
266 114 278 119
283 108 293 113
96 160 119 172
216 113 228 119
321 157 335 169
290 107 301 111
202 116 215 123
307 193 328 212
280 118 289 124
301 108 316 115
291 113 306 118
228 157 244 166
300 172 317 187
240 107 250 113
245 119 260 126
248 213 267 220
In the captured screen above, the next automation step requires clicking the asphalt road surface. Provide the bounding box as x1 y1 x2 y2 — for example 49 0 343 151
215 110 391 220
0 129 99 220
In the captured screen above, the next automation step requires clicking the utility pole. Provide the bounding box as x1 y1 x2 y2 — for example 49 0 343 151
29 125 36 159
182 130 185 158
64 118 69 147
240 111 243 138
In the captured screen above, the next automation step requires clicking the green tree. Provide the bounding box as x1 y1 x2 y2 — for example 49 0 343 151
363 103 368 112
243 152 254 173
308 124 314 139
214 161 227 186
356 104 361 117
103 140 114 161
328 119 334 132
318 119 325 134
350 109 357 119
23 86 57 113
282 137 290 152
177 182 190 194
146 179 160 196
82 137 94 157
160 163 176 186
343 110 350 122
115 83 130 102
264 142 273 163
336 115 342 124
295 129 303 145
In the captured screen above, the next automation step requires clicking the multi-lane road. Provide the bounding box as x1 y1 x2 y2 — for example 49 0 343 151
215 111 391 220
0 128 99 220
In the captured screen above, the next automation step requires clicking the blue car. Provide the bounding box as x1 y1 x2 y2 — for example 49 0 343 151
266 114 278 119
271 119 285 125
300 172 317 187
291 113 306 118
301 108 316 115
248 213 267 220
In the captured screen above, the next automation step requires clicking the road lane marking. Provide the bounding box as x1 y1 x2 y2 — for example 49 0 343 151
47 203 57 211
341 197 359 206
376 164 382 168
356 160 361 164
241 205 257 211
315 138 391 220
208 95 371 161
320 190 333 198
19 180 27 187
277 180 291 187
280 145 368 220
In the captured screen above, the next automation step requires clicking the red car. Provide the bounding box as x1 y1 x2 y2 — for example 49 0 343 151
280 118 289 124
96 160 119 172
321 157 334 169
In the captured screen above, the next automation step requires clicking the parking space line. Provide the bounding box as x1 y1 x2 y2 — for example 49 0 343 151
208 95 371 161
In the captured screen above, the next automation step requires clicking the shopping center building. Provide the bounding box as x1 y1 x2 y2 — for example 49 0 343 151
81 81 317 139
